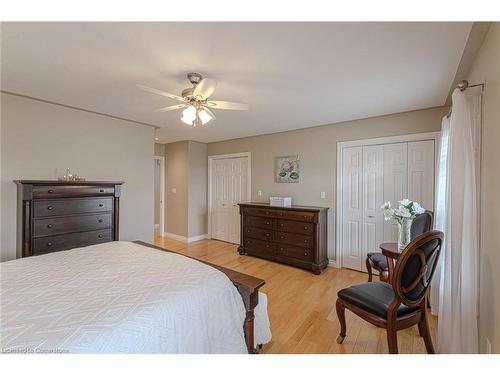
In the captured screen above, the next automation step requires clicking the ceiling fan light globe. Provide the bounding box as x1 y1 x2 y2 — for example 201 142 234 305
198 109 213 125
182 105 197 120
181 116 195 126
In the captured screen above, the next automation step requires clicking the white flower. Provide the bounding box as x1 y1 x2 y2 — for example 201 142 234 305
395 206 411 218
381 201 391 210
383 208 394 221
413 202 425 214
399 198 412 207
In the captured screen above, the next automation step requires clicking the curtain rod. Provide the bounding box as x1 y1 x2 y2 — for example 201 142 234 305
446 80 484 118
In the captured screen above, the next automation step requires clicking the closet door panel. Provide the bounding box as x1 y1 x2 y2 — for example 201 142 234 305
362 145 384 272
342 147 363 270
408 140 435 211
383 143 408 242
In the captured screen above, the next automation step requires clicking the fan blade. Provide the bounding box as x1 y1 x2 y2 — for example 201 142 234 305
154 104 187 112
205 100 248 110
137 84 185 102
193 78 217 100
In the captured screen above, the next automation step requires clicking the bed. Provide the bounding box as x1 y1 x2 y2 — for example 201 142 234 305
0 241 271 354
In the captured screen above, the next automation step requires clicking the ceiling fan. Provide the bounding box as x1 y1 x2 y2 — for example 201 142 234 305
138 72 248 127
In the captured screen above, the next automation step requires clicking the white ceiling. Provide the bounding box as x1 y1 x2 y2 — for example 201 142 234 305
1 22 471 143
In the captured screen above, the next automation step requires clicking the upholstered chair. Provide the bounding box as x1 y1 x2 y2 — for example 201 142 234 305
335 230 444 354
366 210 434 282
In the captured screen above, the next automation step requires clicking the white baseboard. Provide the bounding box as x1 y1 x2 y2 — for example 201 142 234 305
162 232 208 243
328 259 341 269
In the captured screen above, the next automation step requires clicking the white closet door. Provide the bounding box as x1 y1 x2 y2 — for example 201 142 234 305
408 140 435 211
211 157 248 244
361 145 384 271
341 147 363 270
383 143 408 242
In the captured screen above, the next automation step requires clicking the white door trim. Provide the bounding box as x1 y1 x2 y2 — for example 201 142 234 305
335 131 440 269
154 156 166 237
208 152 252 240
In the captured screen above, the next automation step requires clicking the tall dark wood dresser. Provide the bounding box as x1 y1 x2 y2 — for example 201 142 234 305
14 180 124 258
238 203 328 274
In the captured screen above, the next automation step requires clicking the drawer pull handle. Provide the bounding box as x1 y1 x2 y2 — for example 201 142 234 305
266 233 270 237
304 239 308 243
47 206 53 211
98 234 103 238
47 242 52 247
266 221 270 225
99 189 105 193
304 252 308 256
47 224 53 229
279 212 283 216
98 203 104 207
280 223 284 227
304 226 308 230
98 219 103 223
280 236 284 239
48 189 54 194
266 244 269 248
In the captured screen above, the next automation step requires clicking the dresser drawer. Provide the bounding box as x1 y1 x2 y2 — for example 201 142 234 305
242 206 277 218
277 243 313 262
32 185 115 199
32 229 113 255
276 210 316 223
277 219 314 235
243 237 276 256
33 198 113 218
276 231 314 248
243 215 276 230
244 226 274 241
33 213 113 237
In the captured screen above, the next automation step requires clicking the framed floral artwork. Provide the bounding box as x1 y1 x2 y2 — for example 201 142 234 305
275 155 300 183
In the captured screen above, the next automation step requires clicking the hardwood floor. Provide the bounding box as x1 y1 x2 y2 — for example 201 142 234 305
154 234 437 354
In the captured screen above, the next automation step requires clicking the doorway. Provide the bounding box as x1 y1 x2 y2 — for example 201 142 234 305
153 156 165 238
208 152 251 244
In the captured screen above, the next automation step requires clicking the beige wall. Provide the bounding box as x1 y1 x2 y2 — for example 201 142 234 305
165 141 189 237
154 143 165 156
164 140 207 239
466 23 500 354
0 93 155 261
188 141 208 237
208 106 448 260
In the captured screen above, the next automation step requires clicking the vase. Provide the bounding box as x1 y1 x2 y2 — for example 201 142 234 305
397 218 413 250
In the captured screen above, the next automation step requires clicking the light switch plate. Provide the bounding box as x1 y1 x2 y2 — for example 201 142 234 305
258 190 262 196
171 187 177 194
486 338 492 354
320 191 326 199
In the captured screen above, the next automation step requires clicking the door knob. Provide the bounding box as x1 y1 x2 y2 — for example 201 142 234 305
367 215 375 218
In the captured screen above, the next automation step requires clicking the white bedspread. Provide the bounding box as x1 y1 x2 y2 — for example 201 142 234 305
0 241 271 354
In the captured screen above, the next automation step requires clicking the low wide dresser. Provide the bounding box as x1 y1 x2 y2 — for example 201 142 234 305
238 203 328 274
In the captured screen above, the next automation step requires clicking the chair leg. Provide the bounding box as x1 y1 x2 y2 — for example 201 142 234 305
336 299 347 344
366 257 373 282
386 326 399 354
418 306 435 354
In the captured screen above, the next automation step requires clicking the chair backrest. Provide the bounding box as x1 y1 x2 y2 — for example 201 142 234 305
392 230 444 307
410 210 434 240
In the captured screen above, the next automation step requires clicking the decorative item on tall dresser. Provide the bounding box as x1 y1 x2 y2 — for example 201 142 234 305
14 180 124 258
238 203 328 274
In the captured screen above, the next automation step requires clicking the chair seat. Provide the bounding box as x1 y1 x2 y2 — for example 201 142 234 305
337 282 418 318
367 252 388 271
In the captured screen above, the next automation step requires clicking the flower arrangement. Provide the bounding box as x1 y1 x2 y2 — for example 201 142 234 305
381 199 425 250
381 199 425 223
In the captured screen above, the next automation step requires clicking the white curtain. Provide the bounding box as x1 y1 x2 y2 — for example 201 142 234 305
433 88 481 353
